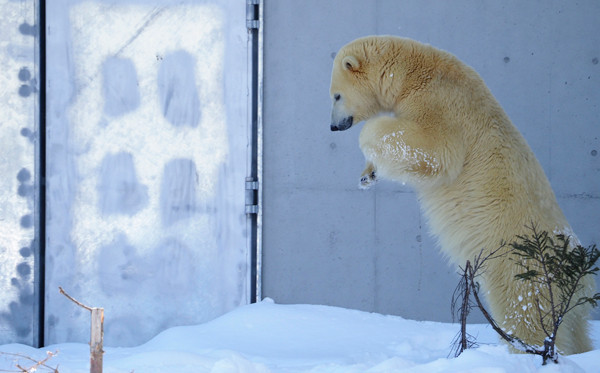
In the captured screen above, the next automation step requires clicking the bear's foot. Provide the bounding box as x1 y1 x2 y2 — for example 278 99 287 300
359 170 377 189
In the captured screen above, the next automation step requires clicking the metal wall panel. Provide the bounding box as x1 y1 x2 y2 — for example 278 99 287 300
45 0 250 346
0 0 40 346
262 0 600 321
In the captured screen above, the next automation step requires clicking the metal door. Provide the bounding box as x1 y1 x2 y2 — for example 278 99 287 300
41 0 252 347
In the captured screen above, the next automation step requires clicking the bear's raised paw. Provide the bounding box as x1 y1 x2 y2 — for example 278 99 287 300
359 170 377 190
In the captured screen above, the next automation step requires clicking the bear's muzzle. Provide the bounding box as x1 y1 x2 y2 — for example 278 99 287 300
330 116 353 131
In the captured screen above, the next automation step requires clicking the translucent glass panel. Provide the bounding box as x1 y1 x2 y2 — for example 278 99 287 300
0 0 39 346
45 1 249 346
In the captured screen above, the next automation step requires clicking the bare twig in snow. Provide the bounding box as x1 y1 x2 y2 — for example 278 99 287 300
0 350 59 372
59 287 104 373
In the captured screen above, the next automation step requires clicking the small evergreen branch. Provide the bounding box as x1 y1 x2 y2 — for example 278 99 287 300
451 225 600 365
509 224 600 364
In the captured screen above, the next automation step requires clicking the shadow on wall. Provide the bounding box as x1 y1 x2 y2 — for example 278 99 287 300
0 242 35 340
0 171 35 340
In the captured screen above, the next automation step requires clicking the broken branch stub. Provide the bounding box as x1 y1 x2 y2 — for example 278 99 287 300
59 287 104 373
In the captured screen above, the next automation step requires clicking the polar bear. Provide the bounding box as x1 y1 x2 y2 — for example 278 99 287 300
329 36 594 354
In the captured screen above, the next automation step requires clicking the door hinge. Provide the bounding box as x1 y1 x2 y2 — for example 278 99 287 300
245 177 259 214
246 0 260 30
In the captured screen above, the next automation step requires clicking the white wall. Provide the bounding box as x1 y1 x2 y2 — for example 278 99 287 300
262 0 600 322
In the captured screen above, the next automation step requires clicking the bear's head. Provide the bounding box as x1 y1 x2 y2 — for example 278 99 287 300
330 36 435 132
330 36 399 131
330 39 375 131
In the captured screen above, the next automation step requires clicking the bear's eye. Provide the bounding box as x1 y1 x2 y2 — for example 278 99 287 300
334 94 341 102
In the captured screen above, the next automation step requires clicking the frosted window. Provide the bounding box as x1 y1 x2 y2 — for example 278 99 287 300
45 1 249 346
0 0 39 346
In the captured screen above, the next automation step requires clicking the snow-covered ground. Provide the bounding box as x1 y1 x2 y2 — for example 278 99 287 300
0 299 598 372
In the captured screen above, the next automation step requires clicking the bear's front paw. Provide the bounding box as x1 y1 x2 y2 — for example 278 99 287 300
359 170 377 190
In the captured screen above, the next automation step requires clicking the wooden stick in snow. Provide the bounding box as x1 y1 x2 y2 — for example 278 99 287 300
59 287 104 373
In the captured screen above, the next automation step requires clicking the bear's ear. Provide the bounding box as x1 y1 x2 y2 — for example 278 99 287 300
342 55 360 72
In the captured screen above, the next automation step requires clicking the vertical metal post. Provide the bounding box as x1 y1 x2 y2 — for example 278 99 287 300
246 0 263 303
36 0 47 348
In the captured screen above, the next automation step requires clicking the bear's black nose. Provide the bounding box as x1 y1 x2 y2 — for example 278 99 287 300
330 116 353 131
